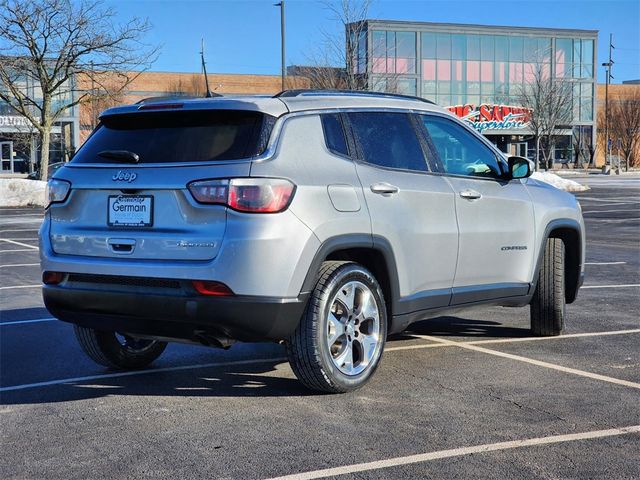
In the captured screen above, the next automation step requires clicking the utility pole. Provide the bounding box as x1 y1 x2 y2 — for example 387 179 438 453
601 33 614 173
200 38 213 98
90 60 96 129
274 1 286 91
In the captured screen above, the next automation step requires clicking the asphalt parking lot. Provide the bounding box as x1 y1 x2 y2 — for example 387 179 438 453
1 175 639 479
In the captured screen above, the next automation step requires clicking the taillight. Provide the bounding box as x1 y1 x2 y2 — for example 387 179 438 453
188 178 295 213
43 271 64 285
46 179 71 207
192 280 234 296
188 179 229 205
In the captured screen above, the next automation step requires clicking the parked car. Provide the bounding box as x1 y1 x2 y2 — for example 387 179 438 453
40 91 585 393
28 161 65 180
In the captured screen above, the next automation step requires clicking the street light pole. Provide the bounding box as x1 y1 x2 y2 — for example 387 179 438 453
601 33 614 173
274 1 286 91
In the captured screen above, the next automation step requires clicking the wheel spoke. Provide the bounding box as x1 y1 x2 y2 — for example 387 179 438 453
358 333 379 365
333 342 354 372
336 284 356 313
327 314 344 346
359 289 379 321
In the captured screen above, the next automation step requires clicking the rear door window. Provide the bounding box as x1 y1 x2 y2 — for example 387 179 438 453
347 112 428 172
320 113 349 157
73 110 274 164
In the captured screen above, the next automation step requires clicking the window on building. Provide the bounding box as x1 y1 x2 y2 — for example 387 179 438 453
372 30 416 74
348 112 427 172
396 32 416 74
509 37 524 62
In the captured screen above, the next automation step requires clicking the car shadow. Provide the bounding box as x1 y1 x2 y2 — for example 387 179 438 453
1 314 532 406
0 358 316 405
393 315 532 340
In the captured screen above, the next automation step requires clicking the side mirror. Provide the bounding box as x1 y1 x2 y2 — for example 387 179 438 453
507 156 533 179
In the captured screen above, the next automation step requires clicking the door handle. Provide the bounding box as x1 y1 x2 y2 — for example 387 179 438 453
459 189 482 200
370 183 399 195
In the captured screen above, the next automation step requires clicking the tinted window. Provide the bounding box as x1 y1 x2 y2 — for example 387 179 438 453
348 112 427 172
321 113 349 157
420 115 501 178
73 110 273 164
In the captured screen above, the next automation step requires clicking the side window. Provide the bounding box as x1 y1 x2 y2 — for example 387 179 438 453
321 113 349 157
420 115 502 178
347 112 428 172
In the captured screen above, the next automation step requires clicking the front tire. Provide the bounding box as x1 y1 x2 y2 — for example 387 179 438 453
287 261 387 393
74 326 167 369
530 238 566 336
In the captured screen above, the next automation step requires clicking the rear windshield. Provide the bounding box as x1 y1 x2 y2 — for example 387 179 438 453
72 110 275 164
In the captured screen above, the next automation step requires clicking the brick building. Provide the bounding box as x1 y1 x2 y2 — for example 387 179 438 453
595 83 640 168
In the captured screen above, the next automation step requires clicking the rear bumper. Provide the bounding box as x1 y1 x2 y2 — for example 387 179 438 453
43 284 308 343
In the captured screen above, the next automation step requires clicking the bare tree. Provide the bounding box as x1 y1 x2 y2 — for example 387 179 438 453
0 0 158 180
166 75 208 97
606 90 640 170
517 60 573 171
301 0 371 90
303 0 401 92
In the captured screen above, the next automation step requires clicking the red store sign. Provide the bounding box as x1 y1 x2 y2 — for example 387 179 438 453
447 104 533 133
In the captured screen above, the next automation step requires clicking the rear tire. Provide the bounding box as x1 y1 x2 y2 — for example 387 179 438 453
530 238 565 336
287 261 387 393
74 326 167 369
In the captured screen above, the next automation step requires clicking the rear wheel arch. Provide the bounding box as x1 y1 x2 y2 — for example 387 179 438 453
300 235 400 326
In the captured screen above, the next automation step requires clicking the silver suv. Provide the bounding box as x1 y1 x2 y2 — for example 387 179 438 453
40 90 585 393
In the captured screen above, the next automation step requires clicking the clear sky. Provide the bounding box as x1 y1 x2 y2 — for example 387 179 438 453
107 0 640 83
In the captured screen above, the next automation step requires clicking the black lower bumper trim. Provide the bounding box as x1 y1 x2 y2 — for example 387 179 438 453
43 285 308 343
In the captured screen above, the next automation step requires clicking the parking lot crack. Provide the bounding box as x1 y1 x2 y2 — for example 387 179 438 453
485 388 571 424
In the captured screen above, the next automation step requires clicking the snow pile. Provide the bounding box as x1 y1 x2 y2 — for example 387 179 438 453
0 179 47 207
530 172 589 192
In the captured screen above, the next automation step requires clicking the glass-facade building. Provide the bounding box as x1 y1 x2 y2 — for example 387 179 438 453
0 68 79 174
351 20 597 163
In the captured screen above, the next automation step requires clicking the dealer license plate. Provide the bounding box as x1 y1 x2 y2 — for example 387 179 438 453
108 195 153 227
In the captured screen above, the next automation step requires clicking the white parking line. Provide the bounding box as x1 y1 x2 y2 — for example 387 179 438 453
0 284 40 291
415 335 640 390
0 357 288 392
584 262 627 265
0 263 39 268
0 229 39 233
0 239 38 249
0 318 55 326
578 196 640 203
388 328 640 352
581 284 640 289
0 249 38 253
265 425 640 480
583 209 640 215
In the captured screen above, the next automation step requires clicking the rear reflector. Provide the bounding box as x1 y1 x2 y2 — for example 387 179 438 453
192 280 234 296
43 271 64 285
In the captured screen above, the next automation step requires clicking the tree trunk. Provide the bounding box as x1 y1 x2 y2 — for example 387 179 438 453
39 125 51 182
535 135 540 172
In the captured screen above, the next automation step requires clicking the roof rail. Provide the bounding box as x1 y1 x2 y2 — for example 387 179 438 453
274 89 436 105
135 93 222 105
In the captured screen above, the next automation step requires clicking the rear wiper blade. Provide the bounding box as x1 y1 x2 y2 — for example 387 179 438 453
98 150 140 163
